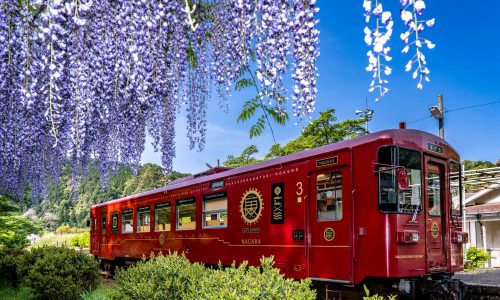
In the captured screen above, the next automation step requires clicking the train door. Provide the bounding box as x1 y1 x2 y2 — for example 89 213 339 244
97 210 107 258
424 157 447 271
308 167 353 282
90 210 100 255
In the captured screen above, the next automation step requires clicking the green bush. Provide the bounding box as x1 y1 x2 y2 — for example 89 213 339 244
196 257 315 300
115 252 315 300
55 224 87 235
18 245 100 299
115 252 206 299
70 231 90 248
466 247 491 268
0 248 24 288
55 224 72 234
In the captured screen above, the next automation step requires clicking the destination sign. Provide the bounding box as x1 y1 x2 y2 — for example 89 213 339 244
316 156 338 167
427 143 443 154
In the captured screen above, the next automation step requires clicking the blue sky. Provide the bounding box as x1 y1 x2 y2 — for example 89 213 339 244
142 0 500 173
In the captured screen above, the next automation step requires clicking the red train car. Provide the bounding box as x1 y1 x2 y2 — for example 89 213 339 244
90 128 467 297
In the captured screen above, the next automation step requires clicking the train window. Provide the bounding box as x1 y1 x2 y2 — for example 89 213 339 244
427 171 441 216
137 206 150 233
155 203 171 231
101 213 106 234
122 209 133 233
203 193 227 228
378 146 422 214
177 198 196 230
316 172 343 221
449 161 462 216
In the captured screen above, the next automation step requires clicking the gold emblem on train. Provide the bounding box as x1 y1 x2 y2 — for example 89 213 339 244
240 188 264 225
324 227 335 241
431 222 439 238
159 234 165 245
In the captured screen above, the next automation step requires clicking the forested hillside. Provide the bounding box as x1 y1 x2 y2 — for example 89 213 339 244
27 163 189 229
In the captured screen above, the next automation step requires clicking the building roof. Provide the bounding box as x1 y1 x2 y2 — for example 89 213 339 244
464 184 500 205
465 202 500 215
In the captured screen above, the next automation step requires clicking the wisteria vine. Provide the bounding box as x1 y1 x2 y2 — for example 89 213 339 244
363 0 435 99
0 0 320 202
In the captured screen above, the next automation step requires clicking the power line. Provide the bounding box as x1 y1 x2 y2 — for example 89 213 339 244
408 115 431 124
446 100 500 113
408 100 500 124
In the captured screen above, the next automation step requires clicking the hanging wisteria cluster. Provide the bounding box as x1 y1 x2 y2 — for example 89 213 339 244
363 0 435 99
0 0 320 203
363 0 393 100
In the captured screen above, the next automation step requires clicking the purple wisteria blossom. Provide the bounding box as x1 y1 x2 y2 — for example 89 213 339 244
0 0 321 202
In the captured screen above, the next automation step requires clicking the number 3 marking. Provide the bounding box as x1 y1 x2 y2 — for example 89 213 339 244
296 181 303 196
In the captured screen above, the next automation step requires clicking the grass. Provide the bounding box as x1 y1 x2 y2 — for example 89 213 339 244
81 285 117 300
0 285 34 300
0 284 114 300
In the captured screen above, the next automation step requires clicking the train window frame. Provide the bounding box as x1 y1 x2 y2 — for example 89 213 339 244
377 146 423 215
449 160 462 217
427 169 441 216
137 206 151 233
122 209 134 233
202 192 228 229
176 198 196 231
101 213 107 234
155 202 172 232
110 212 119 234
316 172 343 221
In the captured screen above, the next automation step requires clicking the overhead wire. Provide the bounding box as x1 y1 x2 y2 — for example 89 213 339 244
407 100 500 124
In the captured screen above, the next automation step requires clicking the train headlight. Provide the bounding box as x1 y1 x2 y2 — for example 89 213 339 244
452 231 468 244
397 230 420 244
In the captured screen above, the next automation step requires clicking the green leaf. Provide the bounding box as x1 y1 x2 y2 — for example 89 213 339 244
237 98 260 123
235 78 255 91
249 117 266 139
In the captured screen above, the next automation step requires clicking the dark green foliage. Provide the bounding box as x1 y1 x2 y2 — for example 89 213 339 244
0 248 24 288
30 162 190 229
466 247 492 268
115 253 315 300
223 145 262 168
18 246 100 299
225 109 368 167
462 160 496 170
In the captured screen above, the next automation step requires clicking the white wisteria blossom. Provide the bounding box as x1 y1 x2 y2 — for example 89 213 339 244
400 0 435 89
363 0 436 96
363 0 394 100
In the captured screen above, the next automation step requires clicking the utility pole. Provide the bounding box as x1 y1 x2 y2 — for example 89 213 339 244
429 94 444 139
355 97 374 132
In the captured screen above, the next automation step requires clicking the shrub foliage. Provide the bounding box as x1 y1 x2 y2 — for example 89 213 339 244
70 231 90 248
18 245 100 299
115 252 315 300
466 246 492 268
0 248 24 288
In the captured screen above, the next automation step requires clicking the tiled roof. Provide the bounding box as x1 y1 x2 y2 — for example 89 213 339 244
465 202 500 215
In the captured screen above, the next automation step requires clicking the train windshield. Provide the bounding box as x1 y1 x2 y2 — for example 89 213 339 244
449 161 462 216
378 146 422 214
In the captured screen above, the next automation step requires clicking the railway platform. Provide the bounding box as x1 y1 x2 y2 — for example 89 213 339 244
453 269 500 299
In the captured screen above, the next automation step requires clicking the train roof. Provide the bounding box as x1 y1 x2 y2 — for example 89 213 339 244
92 128 456 209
